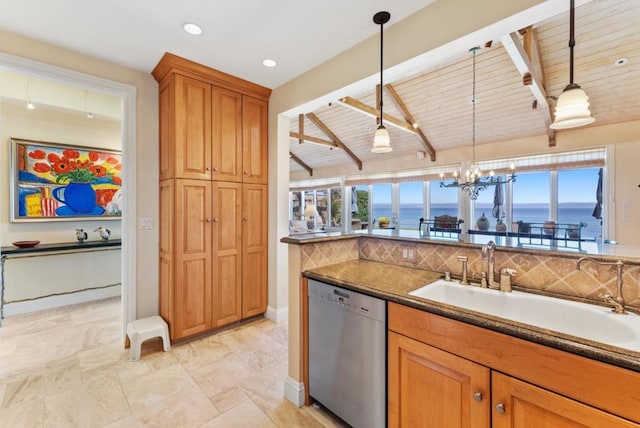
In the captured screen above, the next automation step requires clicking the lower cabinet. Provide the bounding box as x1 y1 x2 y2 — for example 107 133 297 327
388 302 640 427
388 331 490 427
159 179 267 340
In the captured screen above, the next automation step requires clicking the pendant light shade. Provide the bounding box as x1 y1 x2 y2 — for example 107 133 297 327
372 126 391 153
550 0 594 130
372 11 392 153
550 83 595 129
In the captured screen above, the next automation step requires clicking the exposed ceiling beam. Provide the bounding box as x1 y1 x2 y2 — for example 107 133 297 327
306 112 362 170
337 96 417 134
501 29 556 147
289 132 339 149
385 83 437 161
289 152 313 176
298 114 304 145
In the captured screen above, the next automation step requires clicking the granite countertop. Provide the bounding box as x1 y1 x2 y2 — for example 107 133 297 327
303 259 640 373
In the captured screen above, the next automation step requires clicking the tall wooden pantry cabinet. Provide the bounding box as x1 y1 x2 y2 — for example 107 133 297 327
153 53 270 340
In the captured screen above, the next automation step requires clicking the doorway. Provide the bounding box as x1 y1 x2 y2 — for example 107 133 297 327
0 51 136 338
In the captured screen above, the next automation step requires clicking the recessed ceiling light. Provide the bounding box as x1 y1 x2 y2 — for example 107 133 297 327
262 59 277 68
614 58 628 67
182 22 202 36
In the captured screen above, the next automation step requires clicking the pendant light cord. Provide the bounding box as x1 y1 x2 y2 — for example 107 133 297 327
569 0 575 85
379 19 384 127
472 48 477 165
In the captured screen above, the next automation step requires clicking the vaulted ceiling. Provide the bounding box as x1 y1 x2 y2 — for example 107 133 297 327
289 0 639 175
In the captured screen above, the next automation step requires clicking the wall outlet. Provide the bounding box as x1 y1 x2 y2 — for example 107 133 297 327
139 217 153 230
402 246 417 263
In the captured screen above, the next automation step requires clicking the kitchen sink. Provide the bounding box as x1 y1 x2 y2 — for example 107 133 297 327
409 280 640 352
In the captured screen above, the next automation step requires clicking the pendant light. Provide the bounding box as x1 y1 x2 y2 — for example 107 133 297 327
550 0 595 129
371 11 392 153
439 47 515 199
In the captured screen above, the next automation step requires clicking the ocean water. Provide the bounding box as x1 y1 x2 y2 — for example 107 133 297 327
371 203 602 239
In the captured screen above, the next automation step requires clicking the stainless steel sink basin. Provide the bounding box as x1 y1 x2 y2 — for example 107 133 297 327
409 280 640 351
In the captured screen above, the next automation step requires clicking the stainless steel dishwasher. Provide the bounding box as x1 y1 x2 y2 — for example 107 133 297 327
308 279 386 428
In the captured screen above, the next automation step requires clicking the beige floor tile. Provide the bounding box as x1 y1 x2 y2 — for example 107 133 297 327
121 363 195 411
132 385 219 428
201 399 276 428
0 398 45 428
43 382 130 428
303 404 349 428
0 383 6 408
266 400 326 428
209 386 251 414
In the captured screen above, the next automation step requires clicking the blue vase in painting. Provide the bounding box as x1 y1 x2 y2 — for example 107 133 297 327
53 182 97 213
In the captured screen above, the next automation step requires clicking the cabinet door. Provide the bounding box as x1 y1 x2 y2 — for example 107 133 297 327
241 184 268 318
173 75 212 179
174 179 212 338
388 331 490 428
242 96 268 184
159 180 174 326
211 87 243 182
212 181 243 326
492 372 638 428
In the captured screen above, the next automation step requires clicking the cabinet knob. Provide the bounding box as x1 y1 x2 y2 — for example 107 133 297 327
473 392 483 402
243 170 249 175
495 403 506 414
206 218 213 223
243 217 248 221
213 167 219 172
205 167 211 171
213 218 219 223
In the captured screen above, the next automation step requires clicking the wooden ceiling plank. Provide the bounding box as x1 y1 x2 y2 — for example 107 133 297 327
289 131 340 148
500 31 556 146
337 96 417 134
385 83 437 161
306 112 363 170
289 152 313 176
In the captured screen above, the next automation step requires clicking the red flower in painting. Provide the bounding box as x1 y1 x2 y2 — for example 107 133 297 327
29 149 46 159
52 160 71 174
34 162 51 173
89 164 107 177
30 146 122 185
63 149 80 159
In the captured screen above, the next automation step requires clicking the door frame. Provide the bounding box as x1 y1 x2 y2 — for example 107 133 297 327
0 51 137 337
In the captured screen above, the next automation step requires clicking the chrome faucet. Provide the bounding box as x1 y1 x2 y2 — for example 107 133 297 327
576 258 627 315
481 241 499 288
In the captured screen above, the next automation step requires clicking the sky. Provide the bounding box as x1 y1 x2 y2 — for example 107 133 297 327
362 167 601 205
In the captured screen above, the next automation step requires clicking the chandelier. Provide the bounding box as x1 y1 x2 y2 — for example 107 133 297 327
439 47 515 200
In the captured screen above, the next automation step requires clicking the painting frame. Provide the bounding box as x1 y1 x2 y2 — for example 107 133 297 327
10 137 122 222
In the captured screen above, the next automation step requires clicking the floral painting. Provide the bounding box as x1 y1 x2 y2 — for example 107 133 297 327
10 138 122 222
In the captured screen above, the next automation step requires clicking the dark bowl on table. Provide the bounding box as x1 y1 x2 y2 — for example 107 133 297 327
12 240 40 248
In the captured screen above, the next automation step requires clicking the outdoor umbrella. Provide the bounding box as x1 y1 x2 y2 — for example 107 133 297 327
592 168 603 219
492 182 505 220
351 187 359 215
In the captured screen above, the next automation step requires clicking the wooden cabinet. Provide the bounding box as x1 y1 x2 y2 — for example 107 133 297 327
388 302 640 427
241 184 268 317
154 53 271 340
388 331 490 428
491 372 637 428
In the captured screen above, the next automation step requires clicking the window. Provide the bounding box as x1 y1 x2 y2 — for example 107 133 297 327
316 190 328 228
372 184 392 228
330 188 342 227
472 181 497 230
290 191 302 220
430 182 458 218
399 181 423 231
558 168 602 239
513 171 550 225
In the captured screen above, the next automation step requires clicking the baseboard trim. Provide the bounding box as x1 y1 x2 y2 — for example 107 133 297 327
265 305 288 323
284 376 305 407
3 285 121 317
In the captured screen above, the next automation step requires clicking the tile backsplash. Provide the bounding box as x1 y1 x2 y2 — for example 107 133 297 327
358 237 640 311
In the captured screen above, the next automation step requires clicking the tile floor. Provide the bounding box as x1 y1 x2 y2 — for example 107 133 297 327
0 297 346 427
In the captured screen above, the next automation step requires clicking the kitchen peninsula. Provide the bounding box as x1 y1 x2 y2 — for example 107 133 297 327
282 231 640 425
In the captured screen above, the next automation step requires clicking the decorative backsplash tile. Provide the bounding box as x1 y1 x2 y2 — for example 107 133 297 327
358 237 640 311
300 239 359 271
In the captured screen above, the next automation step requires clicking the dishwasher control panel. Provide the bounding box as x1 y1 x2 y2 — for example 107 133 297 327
308 279 385 321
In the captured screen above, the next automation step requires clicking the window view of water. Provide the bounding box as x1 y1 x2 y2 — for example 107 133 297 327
373 202 602 239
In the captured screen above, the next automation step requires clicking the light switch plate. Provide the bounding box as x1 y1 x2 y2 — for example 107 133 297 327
139 217 153 230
